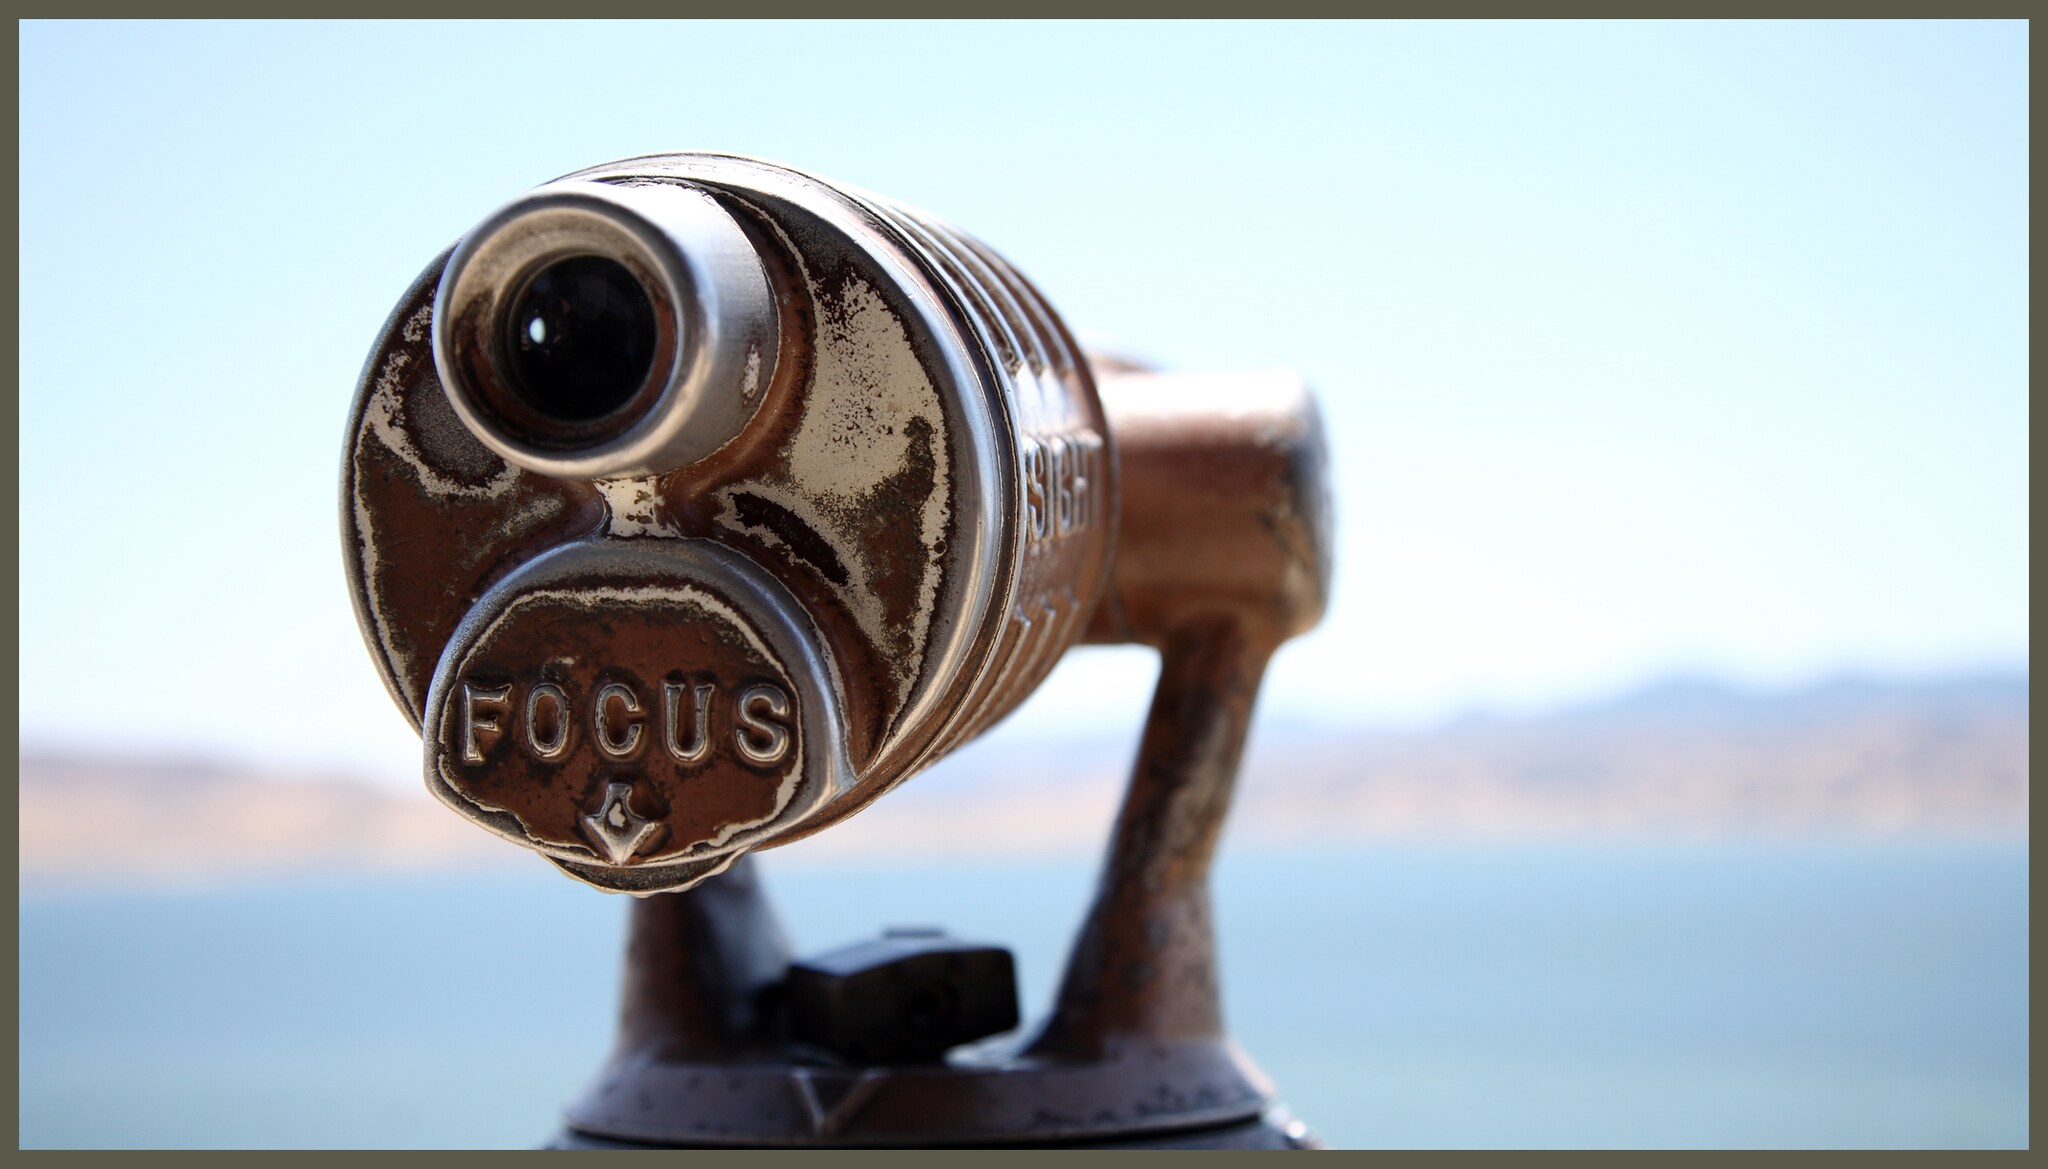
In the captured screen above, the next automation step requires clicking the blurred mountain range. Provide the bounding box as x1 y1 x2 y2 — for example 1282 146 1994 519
18 671 2027 885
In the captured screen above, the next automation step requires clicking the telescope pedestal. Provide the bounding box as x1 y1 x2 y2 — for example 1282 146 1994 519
548 625 1321 1149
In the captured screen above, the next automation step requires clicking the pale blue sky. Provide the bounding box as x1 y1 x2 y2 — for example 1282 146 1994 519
18 21 2028 782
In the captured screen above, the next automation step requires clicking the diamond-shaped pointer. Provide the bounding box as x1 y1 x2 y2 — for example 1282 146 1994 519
581 781 662 865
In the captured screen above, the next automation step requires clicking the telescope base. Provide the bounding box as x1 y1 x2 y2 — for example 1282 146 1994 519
549 1102 1319 1149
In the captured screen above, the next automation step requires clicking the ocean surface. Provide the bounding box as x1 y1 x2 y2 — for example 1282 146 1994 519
18 840 2028 1149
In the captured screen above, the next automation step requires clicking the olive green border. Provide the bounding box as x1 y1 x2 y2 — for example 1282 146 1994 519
5 12 2031 1161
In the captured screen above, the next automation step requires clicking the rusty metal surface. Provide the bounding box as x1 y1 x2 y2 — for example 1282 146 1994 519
419 540 852 893
563 1037 1280 1147
1035 367 1332 1059
341 153 1332 1146
1084 368 1333 650
554 1105 1320 1150
550 363 1333 1145
343 154 1111 892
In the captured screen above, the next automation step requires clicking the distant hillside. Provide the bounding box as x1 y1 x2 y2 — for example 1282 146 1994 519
804 670 2030 857
1226 670 2028 843
17 672 2028 884
16 755 518 887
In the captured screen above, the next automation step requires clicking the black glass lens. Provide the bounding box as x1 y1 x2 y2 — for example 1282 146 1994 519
503 256 658 423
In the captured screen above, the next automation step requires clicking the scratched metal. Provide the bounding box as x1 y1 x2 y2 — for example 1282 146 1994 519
554 155 1117 814
343 154 1112 883
342 156 1332 1145
552 366 1336 1143
417 540 851 894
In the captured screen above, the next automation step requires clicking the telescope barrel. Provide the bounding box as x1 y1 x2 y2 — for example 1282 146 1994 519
342 153 1327 896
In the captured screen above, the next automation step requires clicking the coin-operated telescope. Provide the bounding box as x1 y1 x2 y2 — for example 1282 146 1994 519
342 154 1331 1149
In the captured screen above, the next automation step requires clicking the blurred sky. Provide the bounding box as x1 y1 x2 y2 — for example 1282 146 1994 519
17 21 2028 784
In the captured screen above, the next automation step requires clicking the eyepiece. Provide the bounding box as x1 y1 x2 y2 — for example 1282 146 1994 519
433 180 780 479
503 255 659 424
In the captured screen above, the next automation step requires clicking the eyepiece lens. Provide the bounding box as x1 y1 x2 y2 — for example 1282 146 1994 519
504 255 658 423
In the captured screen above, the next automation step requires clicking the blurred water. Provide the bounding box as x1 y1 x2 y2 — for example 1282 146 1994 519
18 841 2027 1148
